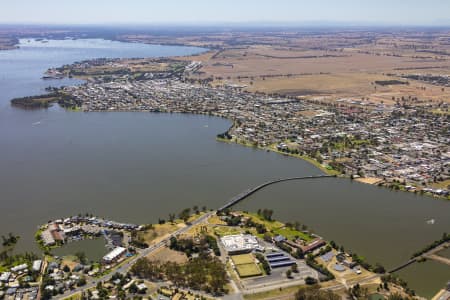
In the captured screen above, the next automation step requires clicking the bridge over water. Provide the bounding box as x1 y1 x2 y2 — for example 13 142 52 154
217 174 335 212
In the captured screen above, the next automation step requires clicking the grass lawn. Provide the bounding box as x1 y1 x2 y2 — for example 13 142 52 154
208 215 227 225
231 254 254 265
242 212 314 242
214 226 243 237
236 263 262 277
231 254 262 278
272 227 313 242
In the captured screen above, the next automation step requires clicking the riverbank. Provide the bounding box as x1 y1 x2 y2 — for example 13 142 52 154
216 136 450 202
216 137 339 176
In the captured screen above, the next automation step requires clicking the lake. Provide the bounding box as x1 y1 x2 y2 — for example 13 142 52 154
0 38 448 298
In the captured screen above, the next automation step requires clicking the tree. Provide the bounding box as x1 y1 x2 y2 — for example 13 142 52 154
374 263 386 274
304 276 317 285
291 263 299 273
286 269 292 278
255 253 271 275
41 288 53 300
294 248 304 259
128 283 138 294
295 285 339 300
255 223 267 234
387 293 410 300
75 251 87 264
258 208 274 221
193 205 199 214
168 213 176 223
178 208 191 222
77 277 87 287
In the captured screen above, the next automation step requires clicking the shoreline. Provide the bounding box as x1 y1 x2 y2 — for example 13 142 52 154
5 37 449 202
216 137 449 201
216 136 339 176
8 88 449 201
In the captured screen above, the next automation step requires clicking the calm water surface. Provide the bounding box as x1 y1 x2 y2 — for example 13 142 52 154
52 238 107 263
0 39 448 298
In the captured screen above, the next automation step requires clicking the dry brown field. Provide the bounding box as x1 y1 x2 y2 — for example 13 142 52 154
146 246 188 264
171 30 450 106
4 27 450 106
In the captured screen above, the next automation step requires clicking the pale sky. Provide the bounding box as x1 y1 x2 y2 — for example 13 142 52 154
1 0 450 26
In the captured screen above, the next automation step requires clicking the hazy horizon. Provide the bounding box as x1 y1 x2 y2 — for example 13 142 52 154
2 0 450 27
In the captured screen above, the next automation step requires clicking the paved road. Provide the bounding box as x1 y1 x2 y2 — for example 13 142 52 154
56 212 214 299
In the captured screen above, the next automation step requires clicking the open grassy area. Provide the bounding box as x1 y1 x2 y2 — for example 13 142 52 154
213 226 243 237
243 284 304 300
231 254 262 278
138 222 182 245
272 227 313 242
231 254 255 265
236 263 262 278
147 246 188 264
207 215 227 225
267 145 341 176
217 137 340 176
242 212 314 242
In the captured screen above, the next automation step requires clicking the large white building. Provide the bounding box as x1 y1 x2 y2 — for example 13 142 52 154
220 234 262 254
102 247 126 264
32 260 42 272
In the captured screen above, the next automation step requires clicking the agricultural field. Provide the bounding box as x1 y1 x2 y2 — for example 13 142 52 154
176 30 450 106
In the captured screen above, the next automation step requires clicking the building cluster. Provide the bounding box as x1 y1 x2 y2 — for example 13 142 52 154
61 76 449 193
40 216 140 246
0 260 42 300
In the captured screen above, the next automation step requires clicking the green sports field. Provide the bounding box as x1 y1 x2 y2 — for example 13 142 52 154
231 254 262 277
